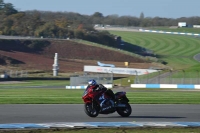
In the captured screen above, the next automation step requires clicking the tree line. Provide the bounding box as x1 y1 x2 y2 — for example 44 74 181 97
0 0 200 47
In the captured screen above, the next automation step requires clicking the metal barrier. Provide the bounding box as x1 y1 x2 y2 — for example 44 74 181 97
70 73 113 86
135 70 200 84
0 69 28 78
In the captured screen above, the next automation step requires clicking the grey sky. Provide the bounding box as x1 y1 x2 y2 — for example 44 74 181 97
4 0 200 18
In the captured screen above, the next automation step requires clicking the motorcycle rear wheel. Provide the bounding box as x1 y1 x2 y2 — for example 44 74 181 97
116 102 132 117
84 103 99 117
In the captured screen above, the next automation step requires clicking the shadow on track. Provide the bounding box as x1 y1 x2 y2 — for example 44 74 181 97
97 115 185 119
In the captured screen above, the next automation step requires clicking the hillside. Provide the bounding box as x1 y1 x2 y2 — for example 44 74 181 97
109 30 200 70
0 39 160 74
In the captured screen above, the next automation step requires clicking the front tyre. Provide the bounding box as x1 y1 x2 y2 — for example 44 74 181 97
84 103 99 117
116 102 132 117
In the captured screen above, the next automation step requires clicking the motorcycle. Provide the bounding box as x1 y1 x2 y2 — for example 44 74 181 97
82 85 132 117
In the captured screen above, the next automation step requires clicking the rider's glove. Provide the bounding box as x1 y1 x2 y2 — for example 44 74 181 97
96 87 100 91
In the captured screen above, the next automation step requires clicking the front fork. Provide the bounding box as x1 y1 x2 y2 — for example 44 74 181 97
92 99 94 109
91 99 100 111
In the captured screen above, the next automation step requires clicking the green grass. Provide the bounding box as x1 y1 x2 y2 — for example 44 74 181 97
0 80 70 87
0 77 199 104
0 88 200 104
109 31 200 70
113 75 135 86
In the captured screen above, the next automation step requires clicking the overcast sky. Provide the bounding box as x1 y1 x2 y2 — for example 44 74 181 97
4 0 200 18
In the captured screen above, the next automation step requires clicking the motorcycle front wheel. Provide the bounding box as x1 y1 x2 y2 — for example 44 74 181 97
116 102 132 117
84 103 99 117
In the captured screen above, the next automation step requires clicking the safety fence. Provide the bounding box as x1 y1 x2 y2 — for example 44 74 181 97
135 70 200 84
70 73 113 86
0 69 28 78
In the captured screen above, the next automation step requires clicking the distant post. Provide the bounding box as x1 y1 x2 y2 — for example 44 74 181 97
124 62 129 68
52 53 59 76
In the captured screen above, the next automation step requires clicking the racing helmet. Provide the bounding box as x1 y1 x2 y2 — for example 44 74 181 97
88 79 97 86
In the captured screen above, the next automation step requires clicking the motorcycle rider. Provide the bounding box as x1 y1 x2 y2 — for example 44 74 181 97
87 79 115 108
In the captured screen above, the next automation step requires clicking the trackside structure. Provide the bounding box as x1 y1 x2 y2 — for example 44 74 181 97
52 53 59 76
84 66 159 75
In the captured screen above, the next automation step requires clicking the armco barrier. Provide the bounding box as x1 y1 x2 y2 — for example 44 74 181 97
0 122 200 129
66 84 113 89
131 84 200 89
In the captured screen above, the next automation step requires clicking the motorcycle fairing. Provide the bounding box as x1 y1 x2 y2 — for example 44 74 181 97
115 91 126 99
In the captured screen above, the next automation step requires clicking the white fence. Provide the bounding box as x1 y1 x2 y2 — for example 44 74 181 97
0 69 28 78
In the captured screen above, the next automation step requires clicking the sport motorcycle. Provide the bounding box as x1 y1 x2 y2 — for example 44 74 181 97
82 85 132 117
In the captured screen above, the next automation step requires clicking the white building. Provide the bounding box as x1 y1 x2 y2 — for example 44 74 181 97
178 22 186 27
193 25 200 28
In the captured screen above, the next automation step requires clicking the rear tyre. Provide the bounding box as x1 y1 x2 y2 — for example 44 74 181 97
84 103 99 117
116 102 132 117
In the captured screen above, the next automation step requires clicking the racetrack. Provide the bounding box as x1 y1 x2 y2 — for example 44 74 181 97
0 104 199 124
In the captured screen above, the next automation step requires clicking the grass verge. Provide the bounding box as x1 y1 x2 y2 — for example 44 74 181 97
108 30 200 70
0 88 200 104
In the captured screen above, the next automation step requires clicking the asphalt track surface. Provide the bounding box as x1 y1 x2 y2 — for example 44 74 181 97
0 104 200 124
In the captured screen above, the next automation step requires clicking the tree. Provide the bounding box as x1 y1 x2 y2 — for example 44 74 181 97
74 29 84 39
140 12 144 20
0 0 4 9
55 18 69 29
1 3 17 15
92 12 103 18
34 22 58 37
